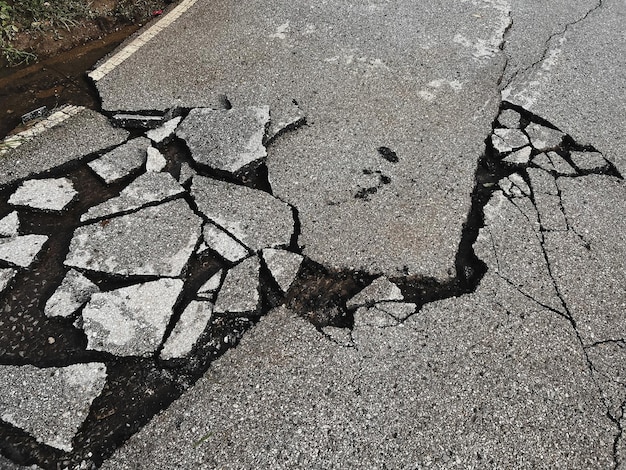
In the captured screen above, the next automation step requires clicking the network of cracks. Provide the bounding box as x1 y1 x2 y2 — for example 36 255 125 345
0 99 621 469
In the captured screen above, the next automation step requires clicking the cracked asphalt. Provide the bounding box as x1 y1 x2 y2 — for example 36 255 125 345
1 0 625 469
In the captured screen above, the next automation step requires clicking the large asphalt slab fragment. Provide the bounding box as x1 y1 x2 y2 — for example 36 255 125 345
0 363 107 452
191 176 293 251
65 199 202 277
101 274 615 469
504 0 626 173
0 109 128 186
176 106 270 173
96 0 510 278
81 279 183 356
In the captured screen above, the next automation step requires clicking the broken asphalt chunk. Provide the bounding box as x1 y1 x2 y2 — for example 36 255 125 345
88 137 150 184
8 177 77 211
0 234 48 267
160 301 213 360
66 199 202 277
497 109 521 129
214 257 261 315
146 147 167 172
81 172 185 222
176 106 270 174
499 173 530 198
493 128 529 151
44 269 99 318
266 101 306 143
262 248 303 293
145 116 182 143
525 122 564 151
177 162 196 185
532 153 555 172
0 211 19 237
201 222 249 263
347 276 404 309
192 176 294 251
0 363 107 452
547 152 576 176
81 279 183 356
502 146 532 165
0 267 15 293
197 270 223 299
570 151 608 172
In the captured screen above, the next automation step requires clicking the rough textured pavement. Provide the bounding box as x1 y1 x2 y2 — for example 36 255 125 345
1 0 625 469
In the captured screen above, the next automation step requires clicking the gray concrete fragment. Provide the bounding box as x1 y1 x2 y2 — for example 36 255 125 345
528 168 558 195
160 301 213 360
494 128 529 150
146 147 167 172
176 107 270 173
197 271 223 299
88 137 150 184
502 146 531 165
547 152 576 176
262 248 303 293
347 276 403 309
178 162 196 185
44 269 99 318
534 193 568 231
570 151 608 172
214 257 260 315
475 192 562 312
0 211 19 237
192 176 294 251
498 109 521 128
532 153 554 172
202 223 249 263
0 267 15 293
266 101 306 142
524 123 564 151
82 279 183 356
0 363 106 452
0 109 128 186
146 116 182 143
8 178 77 211
81 172 184 222
0 234 48 267
66 199 201 277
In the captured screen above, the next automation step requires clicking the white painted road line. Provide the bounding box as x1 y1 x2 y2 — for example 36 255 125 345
88 0 199 82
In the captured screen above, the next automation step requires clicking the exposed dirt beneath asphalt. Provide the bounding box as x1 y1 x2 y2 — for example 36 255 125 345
0 0 177 139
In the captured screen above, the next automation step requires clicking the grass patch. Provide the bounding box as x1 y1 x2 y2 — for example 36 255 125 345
0 0 172 66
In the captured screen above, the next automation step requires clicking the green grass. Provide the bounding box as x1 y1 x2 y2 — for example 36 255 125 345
0 0 169 66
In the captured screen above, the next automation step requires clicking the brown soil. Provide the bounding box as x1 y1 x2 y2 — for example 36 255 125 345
3 0 174 67
0 1 178 139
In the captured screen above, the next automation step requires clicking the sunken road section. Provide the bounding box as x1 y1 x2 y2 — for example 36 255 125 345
0 101 620 469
